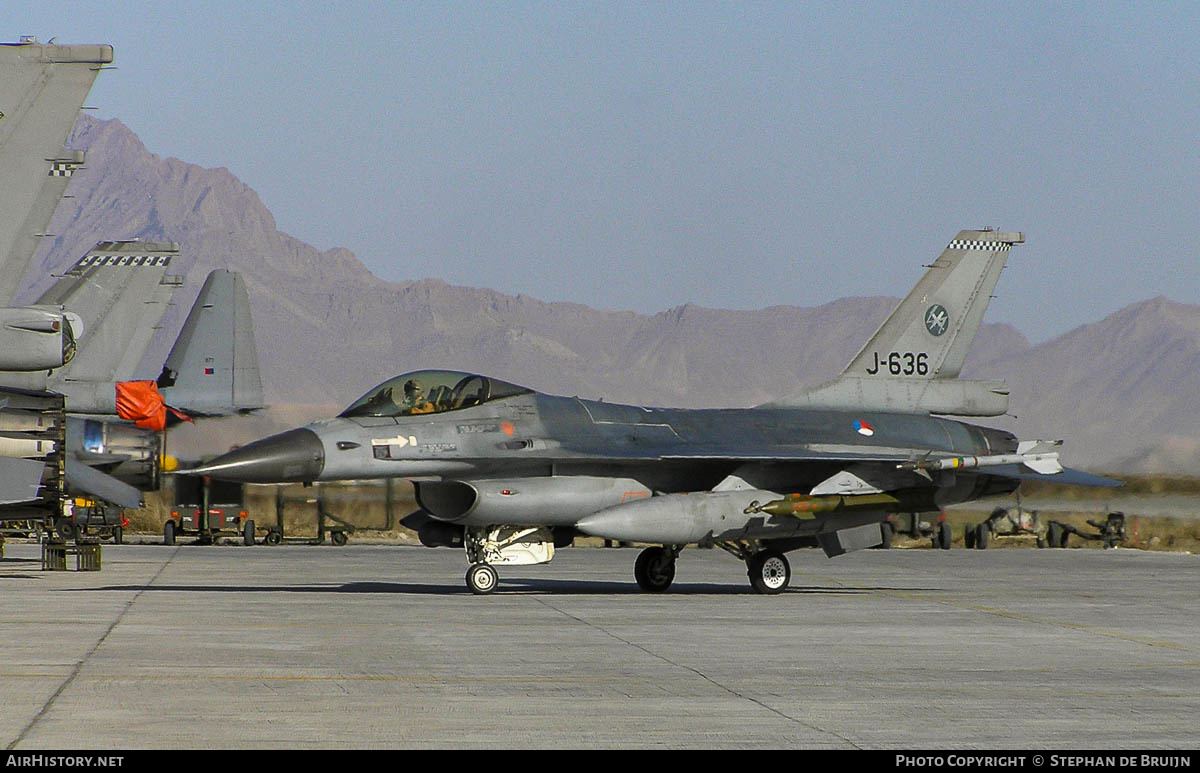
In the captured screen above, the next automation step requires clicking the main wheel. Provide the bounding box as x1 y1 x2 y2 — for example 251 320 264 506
874 521 894 549
975 524 990 550
964 525 976 549
331 530 348 546
937 521 952 550
163 520 176 546
466 563 498 595
112 527 123 545
747 550 791 595
634 546 676 592
265 529 282 546
243 519 256 546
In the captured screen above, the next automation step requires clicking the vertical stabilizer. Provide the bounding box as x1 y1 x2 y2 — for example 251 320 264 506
0 38 113 304
158 270 263 415
843 229 1023 380
769 229 1022 415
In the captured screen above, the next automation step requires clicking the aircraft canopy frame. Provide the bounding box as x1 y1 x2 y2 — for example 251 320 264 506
338 370 532 418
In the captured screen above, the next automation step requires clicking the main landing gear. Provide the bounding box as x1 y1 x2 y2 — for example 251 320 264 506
745 550 791 595
633 543 793 595
633 546 679 592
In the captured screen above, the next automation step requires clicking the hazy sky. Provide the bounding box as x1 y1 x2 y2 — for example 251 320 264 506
5 2 1198 341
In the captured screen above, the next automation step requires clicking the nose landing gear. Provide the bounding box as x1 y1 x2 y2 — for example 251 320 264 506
466 563 499 595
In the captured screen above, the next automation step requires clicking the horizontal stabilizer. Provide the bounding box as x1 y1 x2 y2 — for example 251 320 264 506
976 464 1123 488
158 270 263 415
64 457 144 508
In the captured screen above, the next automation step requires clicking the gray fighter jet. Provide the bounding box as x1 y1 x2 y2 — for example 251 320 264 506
1 241 264 509
0 37 112 516
190 229 1119 594
0 38 262 518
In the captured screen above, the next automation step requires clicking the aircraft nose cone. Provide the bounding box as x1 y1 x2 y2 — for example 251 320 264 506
188 428 325 483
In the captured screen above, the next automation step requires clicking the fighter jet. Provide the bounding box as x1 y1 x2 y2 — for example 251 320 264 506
190 229 1119 594
0 37 262 520
0 37 112 518
0 241 264 509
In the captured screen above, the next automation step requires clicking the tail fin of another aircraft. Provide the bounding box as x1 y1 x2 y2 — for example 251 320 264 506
157 270 263 415
38 241 183 385
0 39 113 305
769 229 1023 416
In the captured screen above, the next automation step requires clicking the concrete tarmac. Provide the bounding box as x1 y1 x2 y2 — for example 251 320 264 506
1 541 1197 749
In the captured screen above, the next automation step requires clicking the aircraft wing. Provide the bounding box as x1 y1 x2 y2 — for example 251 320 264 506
598 447 1121 488
657 448 913 463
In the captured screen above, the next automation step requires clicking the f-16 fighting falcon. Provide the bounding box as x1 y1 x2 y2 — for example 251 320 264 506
190 229 1119 594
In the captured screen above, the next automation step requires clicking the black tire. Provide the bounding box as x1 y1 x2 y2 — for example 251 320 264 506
975 524 989 550
634 546 676 592
1047 522 1063 549
56 518 77 543
938 521 952 550
331 531 348 547
747 550 790 595
243 519 256 546
163 520 176 546
875 521 894 549
964 526 976 549
265 529 282 546
112 527 123 545
466 563 498 595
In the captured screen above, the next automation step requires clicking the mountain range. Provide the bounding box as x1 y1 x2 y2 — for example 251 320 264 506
20 116 1200 473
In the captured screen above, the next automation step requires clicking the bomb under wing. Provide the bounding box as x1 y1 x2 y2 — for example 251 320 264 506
751 490 941 519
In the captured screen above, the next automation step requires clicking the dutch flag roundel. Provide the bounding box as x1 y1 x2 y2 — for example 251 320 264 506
854 420 874 437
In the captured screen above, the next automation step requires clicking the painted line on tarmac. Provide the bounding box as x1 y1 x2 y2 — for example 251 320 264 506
526 594 864 749
796 571 1194 653
5 547 181 750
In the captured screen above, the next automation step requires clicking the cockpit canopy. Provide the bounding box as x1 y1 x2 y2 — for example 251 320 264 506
338 370 533 418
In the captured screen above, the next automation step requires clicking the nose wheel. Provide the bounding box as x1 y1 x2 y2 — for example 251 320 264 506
466 563 498 595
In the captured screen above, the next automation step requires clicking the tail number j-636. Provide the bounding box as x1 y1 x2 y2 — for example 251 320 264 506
866 352 928 376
